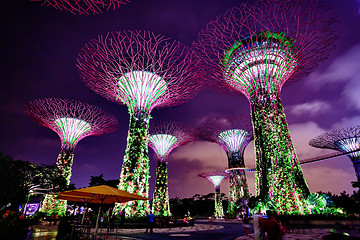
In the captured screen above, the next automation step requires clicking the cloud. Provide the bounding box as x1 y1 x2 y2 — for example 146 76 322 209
331 116 360 130
170 141 229 170
289 100 331 116
289 121 332 159
306 44 360 110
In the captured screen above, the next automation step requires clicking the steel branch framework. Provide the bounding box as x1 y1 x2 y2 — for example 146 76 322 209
197 116 253 216
78 30 201 217
24 98 117 215
149 122 194 217
31 0 129 15
310 125 360 181
199 172 228 219
194 0 337 214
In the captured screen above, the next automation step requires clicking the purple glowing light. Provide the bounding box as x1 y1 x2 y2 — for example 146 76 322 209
218 129 250 153
149 134 177 159
54 117 91 145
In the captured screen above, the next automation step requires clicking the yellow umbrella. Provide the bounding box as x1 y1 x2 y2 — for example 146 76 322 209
56 185 150 238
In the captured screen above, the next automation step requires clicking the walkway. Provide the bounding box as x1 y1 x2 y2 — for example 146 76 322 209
29 219 360 240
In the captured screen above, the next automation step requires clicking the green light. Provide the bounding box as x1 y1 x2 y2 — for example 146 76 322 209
115 113 151 217
152 161 171 216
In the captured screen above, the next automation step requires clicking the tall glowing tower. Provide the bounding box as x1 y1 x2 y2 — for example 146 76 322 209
310 125 360 181
78 30 200 216
198 117 253 217
149 122 194 216
194 0 336 213
199 172 228 218
24 98 117 215
31 0 130 15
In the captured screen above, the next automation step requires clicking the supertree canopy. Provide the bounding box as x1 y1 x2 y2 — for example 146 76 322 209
199 172 228 219
24 98 117 215
149 122 194 217
78 30 200 216
31 0 129 15
309 125 360 181
197 116 253 217
194 0 336 214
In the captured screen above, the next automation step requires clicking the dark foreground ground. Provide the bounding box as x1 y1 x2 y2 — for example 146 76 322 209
28 219 360 240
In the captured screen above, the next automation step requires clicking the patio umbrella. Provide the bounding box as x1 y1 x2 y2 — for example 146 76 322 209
55 185 150 238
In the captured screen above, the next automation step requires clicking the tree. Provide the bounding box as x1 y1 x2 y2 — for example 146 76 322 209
0 151 68 213
88 174 119 188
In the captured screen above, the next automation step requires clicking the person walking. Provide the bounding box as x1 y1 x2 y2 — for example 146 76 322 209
145 212 155 234
253 210 265 240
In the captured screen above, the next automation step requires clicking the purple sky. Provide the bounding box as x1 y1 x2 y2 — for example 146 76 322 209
1 0 360 199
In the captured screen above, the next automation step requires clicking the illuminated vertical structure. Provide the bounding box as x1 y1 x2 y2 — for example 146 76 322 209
24 98 117 215
31 0 130 15
149 122 194 216
310 125 360 181
78 30 200 216
195 0 336 213
198 117 253 217
199 172 228 218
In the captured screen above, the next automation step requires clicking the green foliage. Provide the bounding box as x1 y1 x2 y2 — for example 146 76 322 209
0 151 67 213
307 193 327 213
323 191 360 216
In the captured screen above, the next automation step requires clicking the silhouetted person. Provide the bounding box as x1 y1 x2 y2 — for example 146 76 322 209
145 212 155 234
120 210 125 227
56 216 72 240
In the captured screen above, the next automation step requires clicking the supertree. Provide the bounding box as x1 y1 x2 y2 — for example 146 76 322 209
309 125 360 181
199 172 228 219
77 30 201 216
31 0 129 15
149 122 194 217
197 116 253 217
194 0 337 213
24 98 117 215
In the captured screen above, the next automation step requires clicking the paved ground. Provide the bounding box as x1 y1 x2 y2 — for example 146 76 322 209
29 219 360 240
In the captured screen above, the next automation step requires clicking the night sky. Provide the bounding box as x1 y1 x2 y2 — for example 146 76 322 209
1 0 360 199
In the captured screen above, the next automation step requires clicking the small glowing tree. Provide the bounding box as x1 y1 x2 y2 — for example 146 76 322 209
197 116 252 217
310 125 360 182
78 30 201 216
24 98 117 215
199 172 228 218
149 122 194 216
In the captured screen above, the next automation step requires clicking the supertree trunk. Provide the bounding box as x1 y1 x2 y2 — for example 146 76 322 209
227 153 249 217
56 148 75 185
116 113 150 217
214 187 224 218
40 148 74 216
251 99 309 213
152 161 171 217
228 169 249 216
